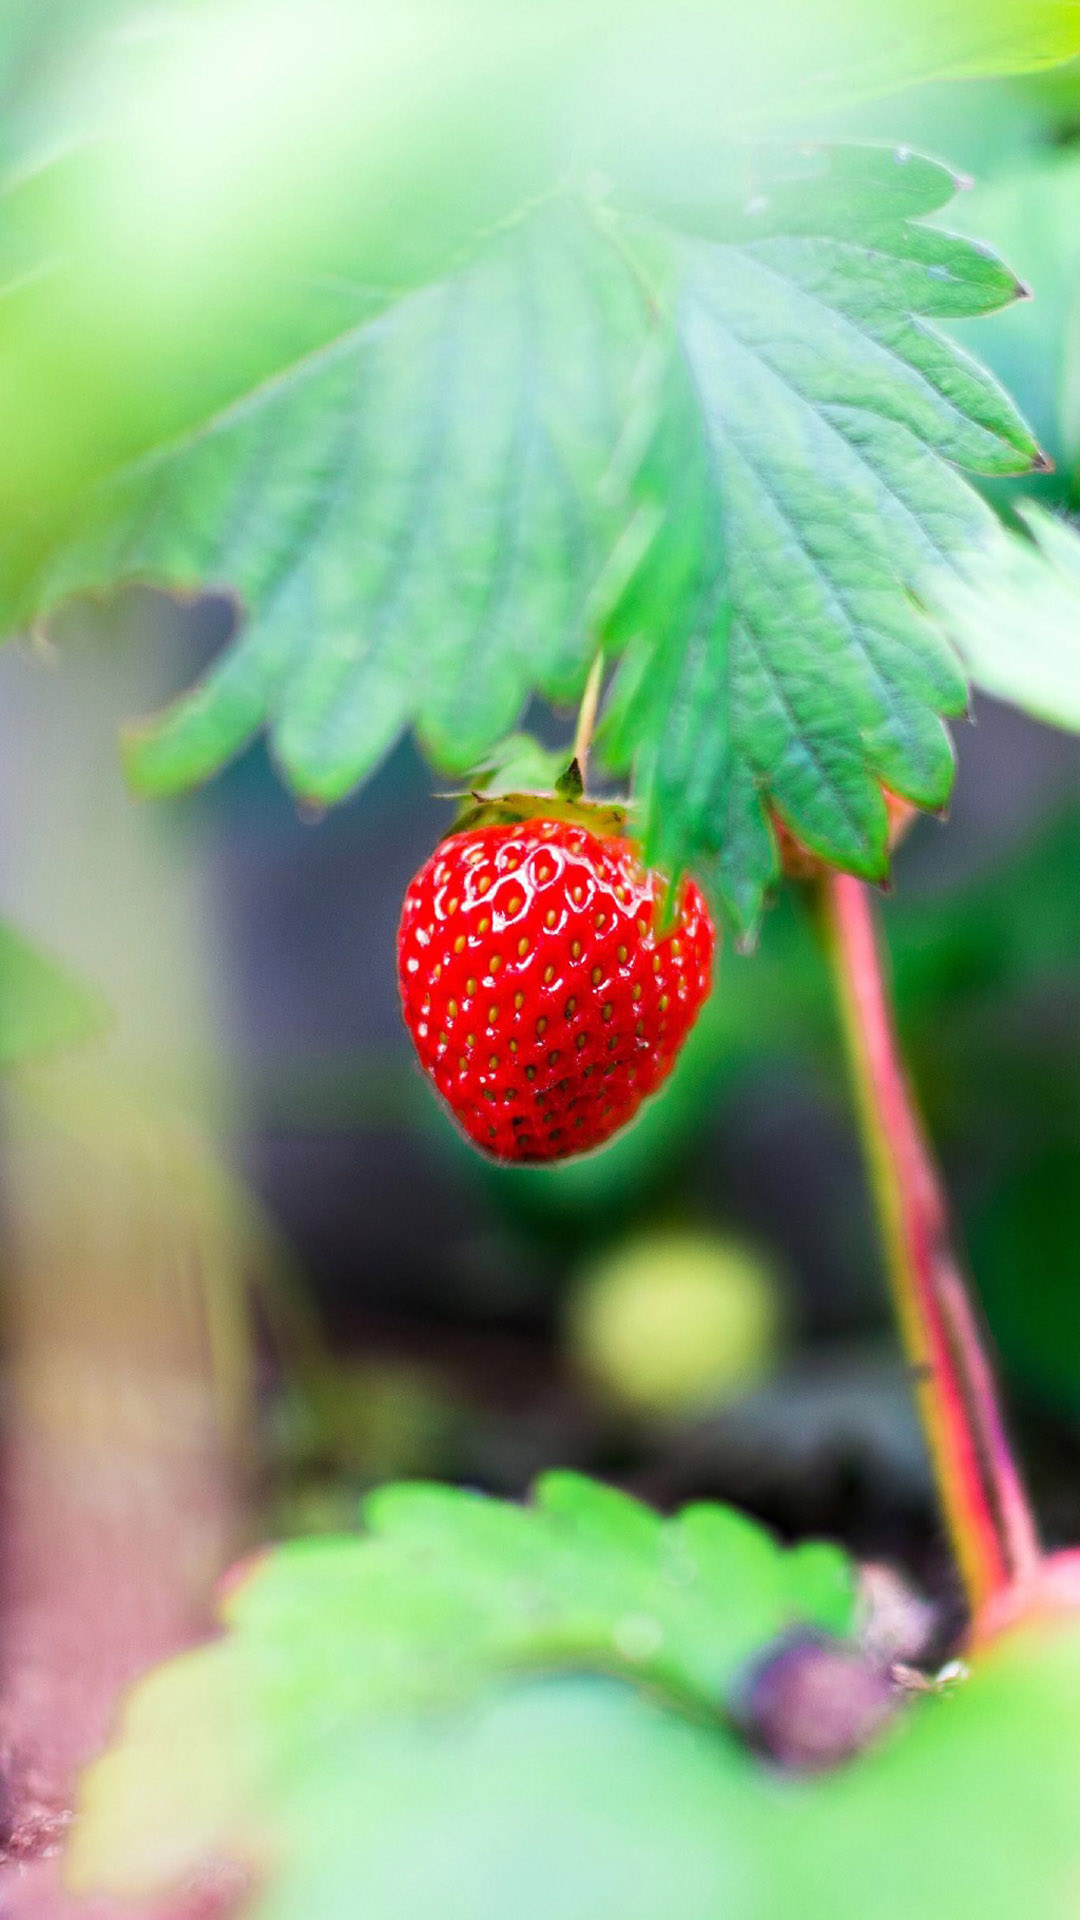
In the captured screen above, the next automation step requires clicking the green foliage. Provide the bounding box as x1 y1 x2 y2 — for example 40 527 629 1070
4 4 1080 934
70 1473 1080 1920
0 0 114 165
0 918 106 1067
3 0 1064 591
601 147 1034 924
68 1471 853 1898
928 503 1080 730
30 147 1038 929
941 150 1080 486
780 1620 1080 1920
34 201 651 801
228 1625 1080 1920
254 1680 765 1920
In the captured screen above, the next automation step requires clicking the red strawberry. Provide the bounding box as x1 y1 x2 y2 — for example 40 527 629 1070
398 807 715 1163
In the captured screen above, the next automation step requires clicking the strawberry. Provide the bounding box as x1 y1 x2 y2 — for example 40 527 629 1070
397 801 715 1163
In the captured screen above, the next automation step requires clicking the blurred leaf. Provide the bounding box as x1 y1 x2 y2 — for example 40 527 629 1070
602 146 1036 927
588 0 1080 150
255 1679 773 1920
239 1622 1080 1920
0 2 91 158
927 503 1080 730
68 1470 854 1898
1012 53 1080 135
31 199 651 798
0 917 106 1067
72 1510 1080 1920
783 1619 1080 1920
0 3 566 625
780 1 1080 87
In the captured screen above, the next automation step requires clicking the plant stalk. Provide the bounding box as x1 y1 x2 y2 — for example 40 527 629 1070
820 870 1040 1621
572 651 604 783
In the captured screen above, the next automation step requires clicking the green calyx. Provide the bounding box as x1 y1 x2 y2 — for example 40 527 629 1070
445 748 633 842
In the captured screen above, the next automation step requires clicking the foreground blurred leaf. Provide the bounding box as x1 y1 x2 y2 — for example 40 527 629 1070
68 1471 853 1897
256 1680 772 1920
783 1618 1080 1920
0 918 106 1067
927 503 1080 731
602 147 1035 926
70 1477 1080 1920
252 1621 1080 1920
586 0 1080 146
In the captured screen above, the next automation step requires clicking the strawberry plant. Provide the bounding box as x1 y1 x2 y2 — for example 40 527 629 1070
3 0 1080 1914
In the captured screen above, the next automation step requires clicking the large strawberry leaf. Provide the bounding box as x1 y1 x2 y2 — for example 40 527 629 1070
31 200 652 801
67 1472 854 1900
0 4 1070 593
30 147 1036 931
601 146 1038 928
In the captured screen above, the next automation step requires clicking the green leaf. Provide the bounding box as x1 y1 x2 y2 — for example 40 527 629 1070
244 1622 1080 1920
0 918 106 1067
780 1616 1080 1920
926 503 1080 731
68 1471 854 1899
72 1512 1080 1920
0 0 1071 620
933 149 1080 484
23 140 1037 921
32 200 651 800
465 734 584 802
256 1679 770 1920
31 146 1037 933
748 1 1080 110
601 145 1038 928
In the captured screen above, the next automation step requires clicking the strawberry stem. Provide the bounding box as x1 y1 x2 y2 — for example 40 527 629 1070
573 652 604 785
820 870 1040 1621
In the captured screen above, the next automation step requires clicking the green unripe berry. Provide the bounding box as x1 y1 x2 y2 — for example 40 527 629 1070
567 1226 783 1418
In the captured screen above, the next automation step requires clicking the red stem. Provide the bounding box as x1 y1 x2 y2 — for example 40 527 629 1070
821 871 1040 1620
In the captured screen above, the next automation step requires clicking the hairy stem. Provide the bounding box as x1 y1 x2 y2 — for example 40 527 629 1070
821 870 1040 1620
572 651 604 783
